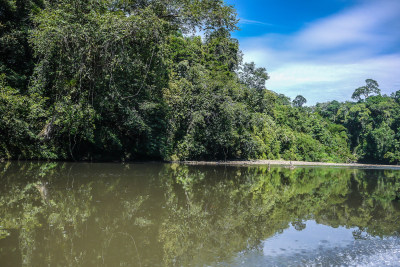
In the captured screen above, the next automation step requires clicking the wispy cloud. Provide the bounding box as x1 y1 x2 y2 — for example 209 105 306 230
294 0 400 53
239 18 273 26
239 0 400 104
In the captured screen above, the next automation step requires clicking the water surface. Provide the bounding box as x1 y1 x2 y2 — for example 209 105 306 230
0 162 399 266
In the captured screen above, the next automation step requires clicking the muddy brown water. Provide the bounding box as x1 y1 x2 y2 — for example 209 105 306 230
1 162 399 266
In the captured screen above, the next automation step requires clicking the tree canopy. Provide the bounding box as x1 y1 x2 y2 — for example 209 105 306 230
317 82 400 164
351 79 381 101
292 95 307 107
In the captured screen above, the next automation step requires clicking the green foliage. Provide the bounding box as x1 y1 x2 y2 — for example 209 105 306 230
351 79 381 101
161 34 353 162
22 0 243 161
318 85 400 164
1 1 395 164
292 94 307 107
30 1 171 159
238 62 269 91
0 74 55 160
0 0 44 90
111 0 238 33
391 90 400 103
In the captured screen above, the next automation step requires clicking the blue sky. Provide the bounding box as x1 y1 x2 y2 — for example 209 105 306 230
226 0 400 104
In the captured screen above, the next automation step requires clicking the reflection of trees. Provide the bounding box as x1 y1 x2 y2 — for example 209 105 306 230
158 166 350 265
0 163 97 265
0 162 158 266
159 165 400 266
0 162 399 266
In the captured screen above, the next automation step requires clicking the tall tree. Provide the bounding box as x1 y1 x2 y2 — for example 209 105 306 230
292 95 307 107
238 62 269 91
391 90 400 103
351 79 381 101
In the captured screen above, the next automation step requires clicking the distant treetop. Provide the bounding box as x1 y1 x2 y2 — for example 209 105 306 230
351 79 381 101
292 95 307 107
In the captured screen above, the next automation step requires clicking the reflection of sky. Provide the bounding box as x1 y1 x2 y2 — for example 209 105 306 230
263 220 356 256
220 220 400 267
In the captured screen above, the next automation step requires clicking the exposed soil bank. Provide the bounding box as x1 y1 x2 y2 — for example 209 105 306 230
174 160 400 169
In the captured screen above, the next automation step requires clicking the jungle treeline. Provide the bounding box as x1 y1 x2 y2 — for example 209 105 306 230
1 0 399 163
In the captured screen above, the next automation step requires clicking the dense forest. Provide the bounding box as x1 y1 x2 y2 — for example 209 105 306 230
0 0 399 163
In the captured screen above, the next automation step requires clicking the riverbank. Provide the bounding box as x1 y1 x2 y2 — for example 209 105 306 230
174 160 400 169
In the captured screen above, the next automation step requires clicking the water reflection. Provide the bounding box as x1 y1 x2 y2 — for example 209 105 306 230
0 162 399 266
229 221 400 267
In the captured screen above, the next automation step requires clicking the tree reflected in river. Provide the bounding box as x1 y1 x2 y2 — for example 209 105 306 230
0 163 399 266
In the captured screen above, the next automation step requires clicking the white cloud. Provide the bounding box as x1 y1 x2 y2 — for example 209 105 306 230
295 0 400 51
238 0 400 104
266 55 400 104
239 18 273 26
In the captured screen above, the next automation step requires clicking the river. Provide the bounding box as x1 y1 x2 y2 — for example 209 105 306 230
0 162 399 266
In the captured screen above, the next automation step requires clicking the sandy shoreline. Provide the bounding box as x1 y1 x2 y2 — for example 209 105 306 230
173 160 400 169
